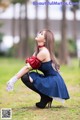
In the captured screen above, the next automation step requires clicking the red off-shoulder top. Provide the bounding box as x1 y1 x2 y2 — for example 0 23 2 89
25 56 41 69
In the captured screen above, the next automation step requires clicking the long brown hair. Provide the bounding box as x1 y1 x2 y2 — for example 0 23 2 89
35 29 60 71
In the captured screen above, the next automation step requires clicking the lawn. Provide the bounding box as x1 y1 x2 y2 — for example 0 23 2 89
0 57 80 120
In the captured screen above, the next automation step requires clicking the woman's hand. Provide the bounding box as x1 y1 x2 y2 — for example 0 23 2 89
6 64 32 91
6 76 18 91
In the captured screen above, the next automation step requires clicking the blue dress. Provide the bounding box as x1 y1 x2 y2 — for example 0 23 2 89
29 60 70 100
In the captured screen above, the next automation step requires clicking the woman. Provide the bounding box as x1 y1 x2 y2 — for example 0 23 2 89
7 29 70 108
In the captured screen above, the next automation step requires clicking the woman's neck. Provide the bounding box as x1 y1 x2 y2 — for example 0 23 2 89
38 45 45 48
37 42 45 48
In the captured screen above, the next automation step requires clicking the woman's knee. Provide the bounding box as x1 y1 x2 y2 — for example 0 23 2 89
21 73 29 82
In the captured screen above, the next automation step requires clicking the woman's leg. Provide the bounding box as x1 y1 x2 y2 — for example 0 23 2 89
21 73 41 94
21 73 53 108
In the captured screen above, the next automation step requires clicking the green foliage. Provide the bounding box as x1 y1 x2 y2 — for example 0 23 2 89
68 39 76 56
0 32 4 55
71 0 79 2
0 32 4 43
11 0 28 4
11 0 23 4
71 0 80 10
6 46 14 57
54 40 60 56
0 22 4 27
54 39 76 57
28 37 35 55
6 37 35 57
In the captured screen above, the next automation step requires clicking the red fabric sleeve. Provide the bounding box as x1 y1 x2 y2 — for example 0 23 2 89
25 56 41 69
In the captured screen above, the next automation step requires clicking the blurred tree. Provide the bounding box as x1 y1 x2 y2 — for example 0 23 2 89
10 0 20 58
0 22 3 27
45 0 49 28
0 32 3 52
59 0 69 64
34 0 38 35
68 39 77 56
11 0 29 58
18 2 22 58
70 0 80 55
23 0 29 58
11 0 16 47
0 0 9 54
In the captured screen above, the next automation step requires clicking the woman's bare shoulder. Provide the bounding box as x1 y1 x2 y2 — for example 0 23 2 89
39 47 49 55
43 47 49 53
37 47 50 61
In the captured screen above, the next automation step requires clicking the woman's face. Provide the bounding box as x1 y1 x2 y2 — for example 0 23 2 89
35 31 46 43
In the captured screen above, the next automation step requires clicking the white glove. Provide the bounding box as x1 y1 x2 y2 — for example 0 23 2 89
6 76 18 91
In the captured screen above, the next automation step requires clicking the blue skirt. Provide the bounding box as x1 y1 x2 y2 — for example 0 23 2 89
29 72 70 100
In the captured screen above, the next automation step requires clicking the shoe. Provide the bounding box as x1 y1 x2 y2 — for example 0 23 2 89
36 97 53 108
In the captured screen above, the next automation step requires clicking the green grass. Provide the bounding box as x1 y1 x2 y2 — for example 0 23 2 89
0 57 80 120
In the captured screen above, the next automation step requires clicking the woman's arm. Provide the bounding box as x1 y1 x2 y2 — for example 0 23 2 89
6 63 32 91
16 63 32 79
